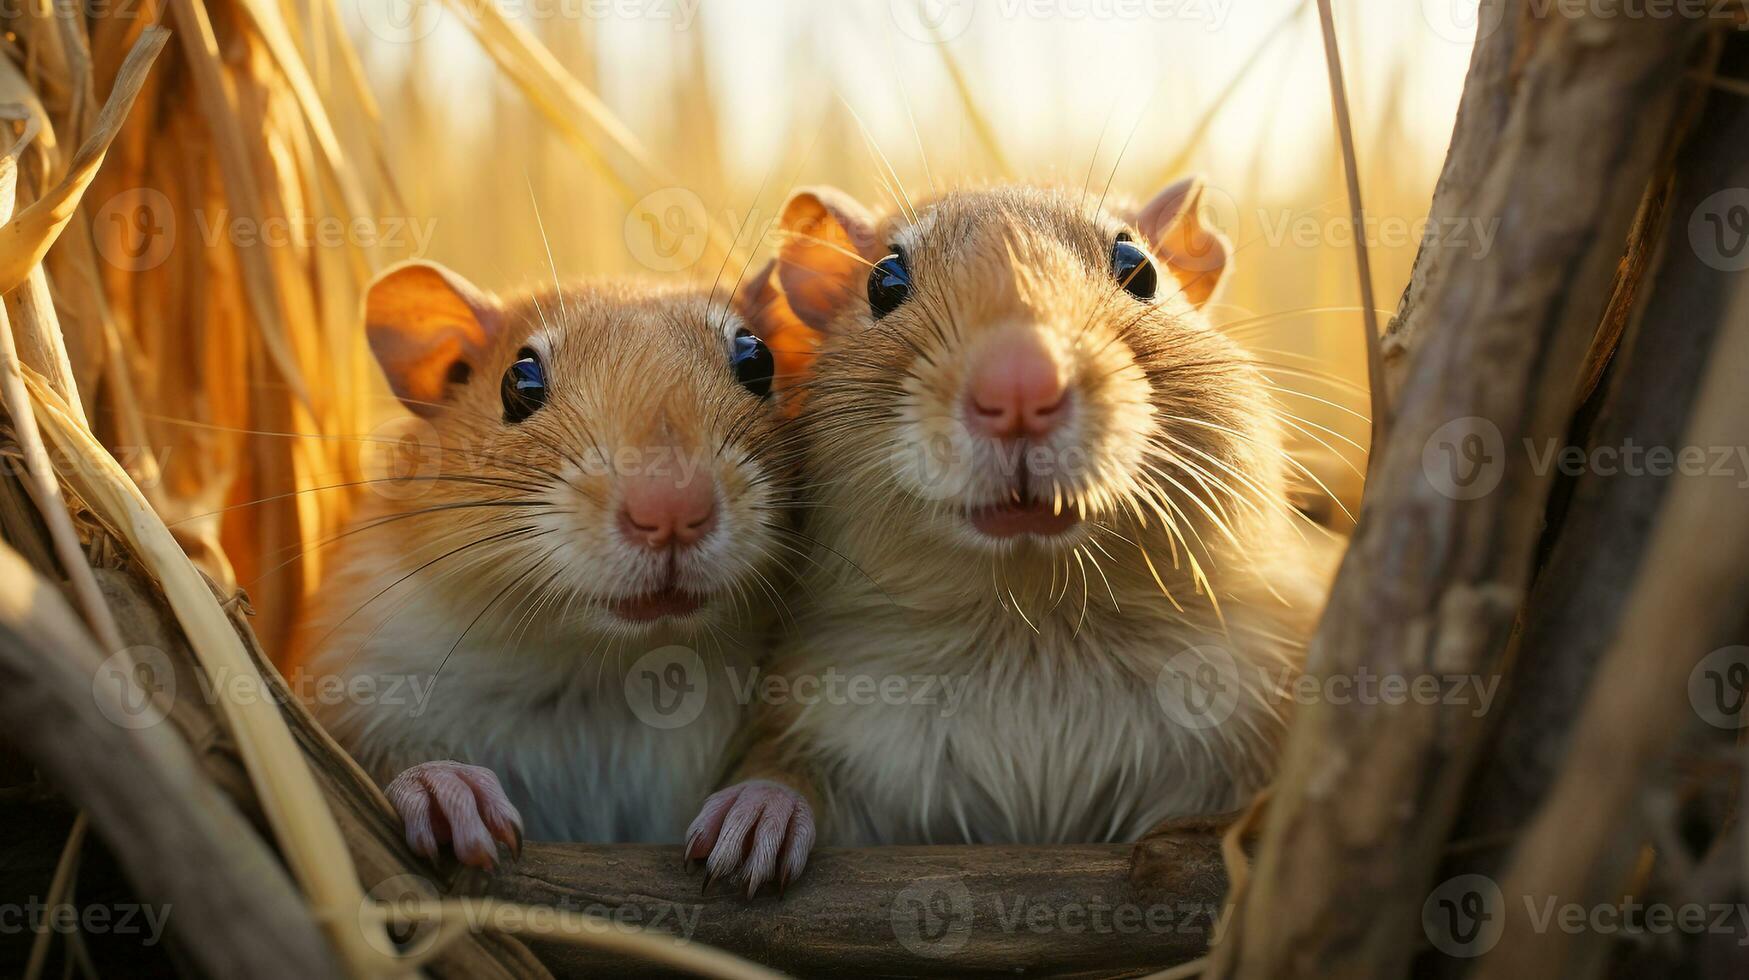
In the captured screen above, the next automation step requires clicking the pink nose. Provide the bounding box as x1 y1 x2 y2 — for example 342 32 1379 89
965 330 1068 438
618 468 717 550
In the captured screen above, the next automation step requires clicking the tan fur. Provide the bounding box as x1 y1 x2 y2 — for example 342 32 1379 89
735 183 1340 845
295 275 800 842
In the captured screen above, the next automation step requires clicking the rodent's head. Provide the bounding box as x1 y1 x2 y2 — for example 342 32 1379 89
362 261 796 639
753 179 1289 585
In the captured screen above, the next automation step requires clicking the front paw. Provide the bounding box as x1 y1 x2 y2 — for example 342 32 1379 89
684 779 815 898
387 761 524 871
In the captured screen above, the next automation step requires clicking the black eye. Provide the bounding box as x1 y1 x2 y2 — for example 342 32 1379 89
867 250 912 319
730 328 774 399
1112 236 1158 300
501 347 547 424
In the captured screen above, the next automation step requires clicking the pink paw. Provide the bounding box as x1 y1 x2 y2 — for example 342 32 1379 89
387 761 524 871
684 779 815 898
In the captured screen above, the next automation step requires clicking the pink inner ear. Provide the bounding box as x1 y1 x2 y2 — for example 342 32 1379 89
362 261 500 416
775 187 878 332
1138 178 1198 244
1135 177 1231 306
367 322 477 417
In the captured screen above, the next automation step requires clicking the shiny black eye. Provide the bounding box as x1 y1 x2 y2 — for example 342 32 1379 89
501 347 547 424
731 328 774 399
1112 236 1158 300
867 250 912 319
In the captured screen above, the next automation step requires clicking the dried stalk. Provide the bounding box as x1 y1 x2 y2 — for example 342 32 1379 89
1208 15 1706 979
1312 0 1387 453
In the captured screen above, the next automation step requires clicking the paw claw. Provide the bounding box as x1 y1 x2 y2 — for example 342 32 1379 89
684 779 815 900
387 761 522 871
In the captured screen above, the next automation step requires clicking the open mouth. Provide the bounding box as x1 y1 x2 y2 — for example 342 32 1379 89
609 587 705 623
965 499 1082 539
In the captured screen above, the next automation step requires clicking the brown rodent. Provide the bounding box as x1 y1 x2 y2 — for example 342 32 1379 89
683 179 1340 894
293 260 799 867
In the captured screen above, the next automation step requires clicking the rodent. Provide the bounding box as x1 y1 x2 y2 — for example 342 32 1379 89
293 260 800 867
683 179 1341 894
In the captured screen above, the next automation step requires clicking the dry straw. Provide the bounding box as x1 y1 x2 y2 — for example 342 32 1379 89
0 2 780 975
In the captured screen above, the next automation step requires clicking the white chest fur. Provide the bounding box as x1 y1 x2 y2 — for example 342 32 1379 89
777 590 1299 846
301 570 750 843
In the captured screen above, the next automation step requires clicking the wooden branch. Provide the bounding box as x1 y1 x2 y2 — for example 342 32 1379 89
480 840 1225 978
1209 14 1707 980
1380 0 1518 402
1474 217 1749 980
0 541 339 978
1445 29 1749 871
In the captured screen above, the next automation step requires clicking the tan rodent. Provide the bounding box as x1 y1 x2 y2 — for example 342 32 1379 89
683 179 1340 893
293 260 799 867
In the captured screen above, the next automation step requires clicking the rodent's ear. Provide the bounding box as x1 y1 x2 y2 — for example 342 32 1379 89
364 260 500 417
734 257 820 394
775 187 878 331
1134 176 1232 308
